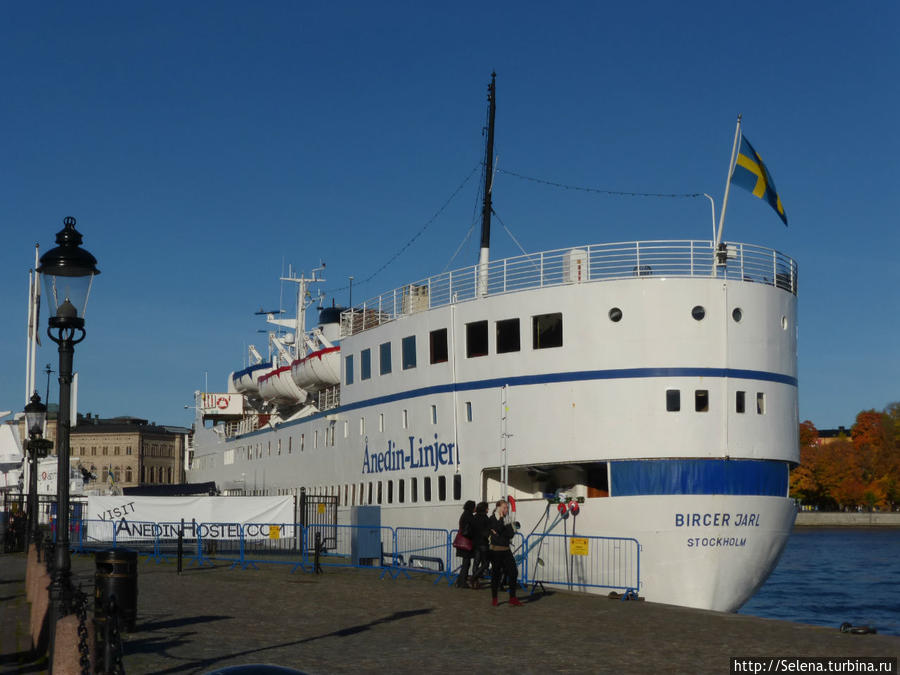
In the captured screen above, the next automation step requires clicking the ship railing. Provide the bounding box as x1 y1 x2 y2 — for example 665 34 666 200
341 240 798 336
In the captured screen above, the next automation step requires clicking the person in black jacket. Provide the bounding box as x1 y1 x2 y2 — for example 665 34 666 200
469 501 491 588
489 499 523 606
454 500 476 588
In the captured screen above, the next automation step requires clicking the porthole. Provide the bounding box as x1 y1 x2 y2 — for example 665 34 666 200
732 308 742 322
608 307 623 322
781 316 788 330
692 305 706 321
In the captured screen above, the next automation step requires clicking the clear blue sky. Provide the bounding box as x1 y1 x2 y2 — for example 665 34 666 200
2 1 897 430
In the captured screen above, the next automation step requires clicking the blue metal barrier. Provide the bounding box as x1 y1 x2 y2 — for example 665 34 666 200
393 527 452 584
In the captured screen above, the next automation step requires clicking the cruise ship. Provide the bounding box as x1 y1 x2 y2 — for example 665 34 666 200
187 76 799 612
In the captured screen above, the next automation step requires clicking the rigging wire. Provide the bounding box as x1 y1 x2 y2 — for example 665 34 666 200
324 163 481 297
496 168 703 199
492 209 532 259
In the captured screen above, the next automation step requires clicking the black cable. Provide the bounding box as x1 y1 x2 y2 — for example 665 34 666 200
497 167 703 199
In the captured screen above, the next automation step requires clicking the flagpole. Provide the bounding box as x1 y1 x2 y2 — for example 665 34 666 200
26 270 34 402
714 114 742 260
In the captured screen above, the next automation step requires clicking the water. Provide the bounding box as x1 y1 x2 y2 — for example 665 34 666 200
740 527 900 636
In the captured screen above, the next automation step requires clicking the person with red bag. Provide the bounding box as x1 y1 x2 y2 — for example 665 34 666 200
453 500 476 588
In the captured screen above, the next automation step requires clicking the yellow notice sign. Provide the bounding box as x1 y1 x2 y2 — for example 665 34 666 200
317 503 326 515
569 537 589 556
269 525 280 540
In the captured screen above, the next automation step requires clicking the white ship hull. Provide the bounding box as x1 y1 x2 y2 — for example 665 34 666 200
188 240 799 612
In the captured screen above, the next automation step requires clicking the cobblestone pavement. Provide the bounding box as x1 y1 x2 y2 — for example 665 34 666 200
2 552 898 674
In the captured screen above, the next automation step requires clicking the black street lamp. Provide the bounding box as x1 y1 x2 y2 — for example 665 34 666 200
37 216 99 667
23 392 53 548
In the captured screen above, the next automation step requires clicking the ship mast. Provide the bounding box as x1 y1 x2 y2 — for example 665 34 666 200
477 72 496 297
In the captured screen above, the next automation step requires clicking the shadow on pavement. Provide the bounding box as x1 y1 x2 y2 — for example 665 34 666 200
139 614 232 632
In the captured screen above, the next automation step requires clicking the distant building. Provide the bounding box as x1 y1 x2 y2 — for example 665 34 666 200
17 411 189 491
816 426 850 446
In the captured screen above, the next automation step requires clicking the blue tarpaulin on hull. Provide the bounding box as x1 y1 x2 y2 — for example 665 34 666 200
610 459 788 497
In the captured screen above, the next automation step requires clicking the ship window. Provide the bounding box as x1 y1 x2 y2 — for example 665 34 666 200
361 349 372 380
465 401 473 422
277 439 282 455
359 482 363 505
379 414 384 432
301 434 305 451
411 477 418 503
380 342 392 375
377 481 383 504
757 392 766 414
288 437 293 453
533 313 563 349
368 482 373 505
387 480 393 504
402 335 417 369
344 421 349 438
359 417 365 435
666 389 681 412
431 405 437 424
314 430 318 448
732 308 743 322
453 474 461 501
424 477 432 502
695 390 709 412
430 328 448 364
692 305 706 321
328 425 335 446
402 409 408 429
609 307 623 322
438 475 446 501
736 391 746 414
345 355 354 385
496 318 520 353
466 320 489 358
399 478 405 503
351 484 356 505
344 484 348 506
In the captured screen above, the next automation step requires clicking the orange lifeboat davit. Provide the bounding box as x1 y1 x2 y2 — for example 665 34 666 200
291 346 341 392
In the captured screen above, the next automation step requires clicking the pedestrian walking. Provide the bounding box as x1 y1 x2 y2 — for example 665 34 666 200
454 500 476 588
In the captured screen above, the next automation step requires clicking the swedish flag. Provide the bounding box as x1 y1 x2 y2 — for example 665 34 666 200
731 136 788 225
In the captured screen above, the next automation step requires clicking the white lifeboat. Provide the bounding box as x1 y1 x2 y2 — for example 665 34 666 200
291 346 341 392
231 362 273 397
258 365 308 407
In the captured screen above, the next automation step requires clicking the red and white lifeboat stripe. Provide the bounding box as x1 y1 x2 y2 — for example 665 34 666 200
291 346 341 392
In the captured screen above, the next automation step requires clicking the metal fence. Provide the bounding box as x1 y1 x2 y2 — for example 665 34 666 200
56 519 640 595
342 240 798 336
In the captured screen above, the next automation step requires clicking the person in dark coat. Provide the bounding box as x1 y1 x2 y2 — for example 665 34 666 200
489 499 522 606
454 500 477 588
469 501 491 588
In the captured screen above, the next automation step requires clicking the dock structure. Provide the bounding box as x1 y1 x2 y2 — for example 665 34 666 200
2 553 897 674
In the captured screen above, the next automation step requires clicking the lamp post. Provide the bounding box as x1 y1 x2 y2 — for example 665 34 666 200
37 216 99 668
24 392 53 549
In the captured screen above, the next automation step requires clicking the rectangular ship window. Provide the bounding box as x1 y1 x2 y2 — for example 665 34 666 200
466 320 489 358
377 481 383 504
453 474 461 501
695 390 709 412
379 413 384 432
666 389 681 412
496 318 521 353
398 478 405 503
533 312 563 349
757 392 766 414
411 477 418 503
438 476 446 501
424 477 432 502
465 401 473 422
387 480 393 504
361 348 371 380
344 421 349 438
431 405 437 424
345 355 354 385
380 341 392 375
430 328 448 364
736 391 746 414
402 335 417 369
402 409 408 429
360 417 365 435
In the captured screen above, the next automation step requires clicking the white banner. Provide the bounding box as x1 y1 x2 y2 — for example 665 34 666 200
199 392 243 416
85 495 295 540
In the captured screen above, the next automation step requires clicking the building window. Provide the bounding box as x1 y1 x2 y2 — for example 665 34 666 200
496 318 520 353
102 446 109 456
453 474 461 501
401 409 408 429
411 477 418 503
757 392 766 415
695 390 709 412
666 389 681 412
402 336 417 370
430 328 448 364
424 477 432 502
379 414 384 432
438 475 446 501
114 446 120 456
430 405 437 425
361 348 372 380
380 342 392 375
167 467 172 483
126 446 132 455
125 467 132 483
533 313 563 349
736 391 746 414
345 355 354 385
91 447 97 456
466 320 489 358
465 402 473 422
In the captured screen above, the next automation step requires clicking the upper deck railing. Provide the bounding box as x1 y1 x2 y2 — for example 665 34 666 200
340 240 797 337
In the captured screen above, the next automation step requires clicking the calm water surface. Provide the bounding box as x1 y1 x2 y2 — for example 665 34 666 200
740 527 899 636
